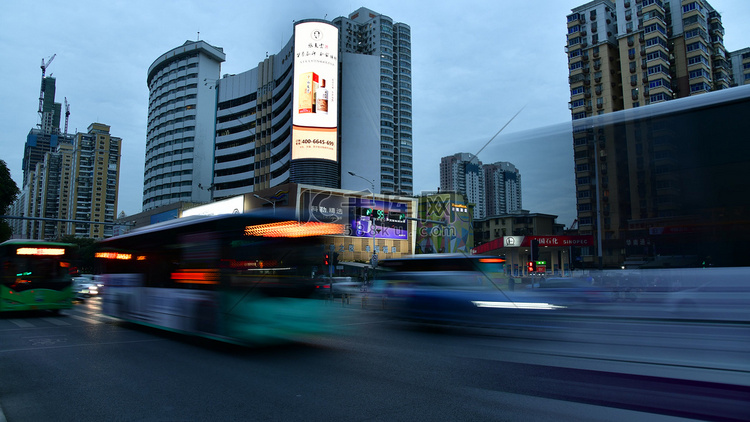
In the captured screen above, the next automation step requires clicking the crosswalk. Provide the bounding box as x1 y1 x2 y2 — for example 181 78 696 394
1 298 120 329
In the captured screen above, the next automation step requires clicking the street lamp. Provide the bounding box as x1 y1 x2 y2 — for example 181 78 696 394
348 171 377 268
253 194 276 215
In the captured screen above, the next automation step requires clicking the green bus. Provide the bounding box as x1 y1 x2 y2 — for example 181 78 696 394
96 212 346 346
0 240 78 313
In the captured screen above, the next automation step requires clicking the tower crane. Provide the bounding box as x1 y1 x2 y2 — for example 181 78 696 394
38 54 56 114
64 97 70 136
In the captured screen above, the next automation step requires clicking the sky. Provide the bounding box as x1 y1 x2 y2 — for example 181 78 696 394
2 1 749 230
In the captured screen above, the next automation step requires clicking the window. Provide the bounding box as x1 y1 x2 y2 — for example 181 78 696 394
569 25 580 34
649 79 668 88
682 2 700 13
571 99 585 108
650 93 668 102
689 69 709 79
571 86 585 96
570 61 583 71
690 82 710 93
687 55 709 66
686 42 707 53
645 37 667 48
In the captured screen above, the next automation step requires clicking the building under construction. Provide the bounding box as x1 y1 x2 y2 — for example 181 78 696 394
10 56 122 240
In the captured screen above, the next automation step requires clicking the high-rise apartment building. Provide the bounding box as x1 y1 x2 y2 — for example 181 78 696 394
567 0 742 268
67 123 121 238
15 124 121 240
440 153 484 220
567 0 730 119
335 7 414 195
143 41 226 211
439 153 522 220
484 162 522 216
728 48 750 86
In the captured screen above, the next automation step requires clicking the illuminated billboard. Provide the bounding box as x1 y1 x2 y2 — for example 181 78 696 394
349 198 408 240
181 195 244 218
292 21 339 162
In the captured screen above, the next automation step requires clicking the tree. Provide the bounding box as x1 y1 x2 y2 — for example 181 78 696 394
0 160 20 242
60 235 98 274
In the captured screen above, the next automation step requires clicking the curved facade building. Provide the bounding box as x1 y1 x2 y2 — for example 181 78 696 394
212 20 339 201
143 41 225 211
213 39 295 199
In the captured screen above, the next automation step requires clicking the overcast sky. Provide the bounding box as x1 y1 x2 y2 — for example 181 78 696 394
2 1 749 229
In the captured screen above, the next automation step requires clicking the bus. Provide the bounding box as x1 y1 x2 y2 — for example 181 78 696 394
95 211 345 345
0 239 78 313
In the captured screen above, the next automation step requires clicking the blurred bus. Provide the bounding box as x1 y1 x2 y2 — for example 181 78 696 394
95 212 344 345
0 240 78 313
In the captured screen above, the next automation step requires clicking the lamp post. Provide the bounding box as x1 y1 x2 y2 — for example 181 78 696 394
253 194 276 215
348 171 377 268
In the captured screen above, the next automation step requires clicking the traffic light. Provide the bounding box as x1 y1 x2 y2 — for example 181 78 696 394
324 253 330 266
332 252 339 267
527 261 536 273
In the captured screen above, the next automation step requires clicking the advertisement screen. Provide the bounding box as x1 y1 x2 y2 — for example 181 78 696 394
292 21 339 162
349 198 408 240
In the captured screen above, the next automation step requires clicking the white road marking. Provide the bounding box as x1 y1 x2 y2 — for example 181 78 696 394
40 317 71 326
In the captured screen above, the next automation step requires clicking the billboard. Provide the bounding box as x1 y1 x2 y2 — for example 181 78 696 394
181 196 244 218
292 21 339 162
349 198 408 240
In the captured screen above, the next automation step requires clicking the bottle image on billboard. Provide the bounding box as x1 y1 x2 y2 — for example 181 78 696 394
299 72 319 114
316 79 329 114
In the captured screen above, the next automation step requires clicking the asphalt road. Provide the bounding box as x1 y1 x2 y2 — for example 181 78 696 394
0 296 748 421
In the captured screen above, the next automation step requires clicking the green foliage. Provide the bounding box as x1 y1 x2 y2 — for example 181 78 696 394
0 160 20 242
60 235 98 273
0 160 19 214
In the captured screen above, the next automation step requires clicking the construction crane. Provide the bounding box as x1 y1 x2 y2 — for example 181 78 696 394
38 54 56 114
64 97 70 136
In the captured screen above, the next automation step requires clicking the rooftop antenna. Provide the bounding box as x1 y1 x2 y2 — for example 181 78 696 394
197 31 200 41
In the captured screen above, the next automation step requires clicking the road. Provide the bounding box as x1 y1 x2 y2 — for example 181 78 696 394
0 296 748 421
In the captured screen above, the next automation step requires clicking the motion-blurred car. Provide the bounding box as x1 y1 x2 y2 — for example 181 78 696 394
73 275 102 300
313 276 362 297
370 254 569 327
527 277 612 305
